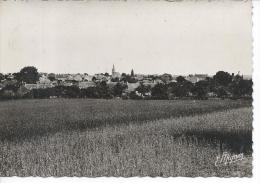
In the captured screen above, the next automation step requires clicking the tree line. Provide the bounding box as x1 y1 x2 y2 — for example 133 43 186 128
0 67 253 100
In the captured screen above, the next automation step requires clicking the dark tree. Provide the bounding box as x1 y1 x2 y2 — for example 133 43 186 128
92 77 97 82
96 81 111 98
240 79 253 96
205 77 217 93
2 84 19 92
121 73 127 78
176 76 186 83
19 66 39 84
82 87 99 98
0 73 4 81
216 86 228 99
113 82 128 97
231 79 253 98
66 86 80 98
126 75 138 83
4 74 10 80
129 91 142 100
213 71 232 86
151 83 168 99
191 80 209 99
170 81 193 98
160 73 173 83
135 83 151 97
48 73 56 81
13 72 21 81
111 77 120 82
120 73 127 83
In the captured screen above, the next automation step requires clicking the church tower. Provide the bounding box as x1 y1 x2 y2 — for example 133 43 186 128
112 64 115 75
111 64 120 78
131 69 134 77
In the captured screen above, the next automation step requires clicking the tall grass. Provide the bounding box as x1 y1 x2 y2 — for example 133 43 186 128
0 99 251 141
0 107 252 177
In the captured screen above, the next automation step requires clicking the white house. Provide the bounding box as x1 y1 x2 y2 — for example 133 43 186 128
83 75 93 81
74 74 83 82
78 81 96 89
125 82 140 93
38 75 51 84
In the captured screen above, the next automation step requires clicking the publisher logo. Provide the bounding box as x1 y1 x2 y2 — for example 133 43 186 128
215 152 244 167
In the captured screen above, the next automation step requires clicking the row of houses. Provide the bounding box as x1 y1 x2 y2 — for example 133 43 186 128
0 74 209 92
0 65 210 94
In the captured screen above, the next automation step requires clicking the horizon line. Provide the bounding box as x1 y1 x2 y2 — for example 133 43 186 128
0 65 252 76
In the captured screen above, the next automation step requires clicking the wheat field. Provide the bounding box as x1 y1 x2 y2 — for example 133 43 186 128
0 99 252 177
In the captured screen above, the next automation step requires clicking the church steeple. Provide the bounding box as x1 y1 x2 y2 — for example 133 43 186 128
131 69 134 77
112 64 115 75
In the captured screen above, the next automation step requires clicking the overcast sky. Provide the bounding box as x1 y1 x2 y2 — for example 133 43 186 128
0 0 252 75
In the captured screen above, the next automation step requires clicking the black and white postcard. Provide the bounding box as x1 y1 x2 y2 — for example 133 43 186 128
0 0 258 181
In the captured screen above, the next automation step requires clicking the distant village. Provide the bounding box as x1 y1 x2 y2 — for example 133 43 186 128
0 65 253 100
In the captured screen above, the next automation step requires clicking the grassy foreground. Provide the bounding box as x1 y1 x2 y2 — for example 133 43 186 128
0 102 252 176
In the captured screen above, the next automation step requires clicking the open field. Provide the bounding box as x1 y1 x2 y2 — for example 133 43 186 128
0 99 251 141
0 99 252 176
